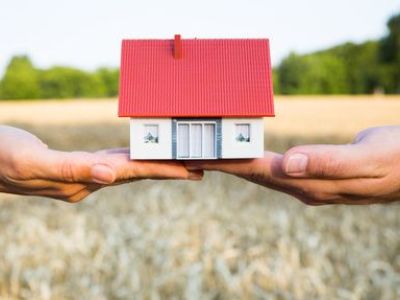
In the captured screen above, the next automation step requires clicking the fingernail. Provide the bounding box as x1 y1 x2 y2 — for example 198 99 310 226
285 153 308 175
188 171 203 181
91 164 115 184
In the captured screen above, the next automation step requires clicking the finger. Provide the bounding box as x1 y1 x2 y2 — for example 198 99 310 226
3 177 84 191
184 152 390 205
184 152 349 202
184 151 305 192
332 176 400 200
3 180 100 202
281 144 385 179
66 184 102 203
36 150 116 184
37 149 202 183
109 155 203 181
185 151 282 177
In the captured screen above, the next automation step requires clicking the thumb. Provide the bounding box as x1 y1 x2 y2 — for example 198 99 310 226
282 144 379 179
38 150 116 184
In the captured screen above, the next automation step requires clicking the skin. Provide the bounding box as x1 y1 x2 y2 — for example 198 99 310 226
0 125 203 203
186 126 400 205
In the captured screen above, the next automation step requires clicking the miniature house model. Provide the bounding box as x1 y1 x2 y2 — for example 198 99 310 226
118 35 274 160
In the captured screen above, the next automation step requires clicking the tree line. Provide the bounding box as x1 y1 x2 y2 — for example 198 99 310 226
0 13 398 99
274 13 400 94
0 58 119 100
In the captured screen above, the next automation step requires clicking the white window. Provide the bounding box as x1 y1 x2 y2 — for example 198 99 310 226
144 124 159 143
177 124 189 157
177 122 216 158
236 124 250 142
203 124 216 158
190 124 202 158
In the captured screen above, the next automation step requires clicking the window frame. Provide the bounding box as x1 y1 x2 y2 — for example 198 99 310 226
176 121 217 159
235 123 251 143
143 124 159 144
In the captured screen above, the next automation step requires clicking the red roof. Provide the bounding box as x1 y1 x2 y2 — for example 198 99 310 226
118 37 274 117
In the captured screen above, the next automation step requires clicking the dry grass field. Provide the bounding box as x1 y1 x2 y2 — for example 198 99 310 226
0 96 399 299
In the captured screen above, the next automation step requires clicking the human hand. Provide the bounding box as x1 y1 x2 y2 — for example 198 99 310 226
0 126 202 202
186 126 400 205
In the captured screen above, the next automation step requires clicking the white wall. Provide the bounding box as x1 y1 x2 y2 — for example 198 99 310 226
129 117 264 160
130 118 172 159
221 118 264 159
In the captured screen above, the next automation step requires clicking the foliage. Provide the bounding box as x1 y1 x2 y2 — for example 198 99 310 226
276 40 388 94
277 52 349 94
275 12 400 94
379 13 400 93
95 68 119 97
0 59 119 100
0 56 41 100
40 67 107 98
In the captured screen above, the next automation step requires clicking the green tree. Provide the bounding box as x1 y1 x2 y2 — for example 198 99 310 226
300 53 349 94
380 13 400 64
277 52 306 94
95 68 119 97
330 41 380 93
39 67 106 99
272 69 280 94
379 13 400 93
0 56 40 99
277 52 349 94
0 56 119 100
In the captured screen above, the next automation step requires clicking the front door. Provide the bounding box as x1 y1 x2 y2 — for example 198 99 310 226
176 121 216 159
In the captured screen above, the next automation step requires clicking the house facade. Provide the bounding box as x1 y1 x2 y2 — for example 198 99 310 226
119 36 274 160
129 117 264 159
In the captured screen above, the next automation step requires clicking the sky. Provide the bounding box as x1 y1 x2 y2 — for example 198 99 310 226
0 0 399 76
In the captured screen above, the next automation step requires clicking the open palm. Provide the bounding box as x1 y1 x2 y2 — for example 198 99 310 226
186 126 400 205
0 126 202 202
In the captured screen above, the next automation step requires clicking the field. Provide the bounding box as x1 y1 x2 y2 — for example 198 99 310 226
0 96 399 299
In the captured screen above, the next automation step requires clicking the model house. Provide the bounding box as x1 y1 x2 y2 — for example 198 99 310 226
118 35 274 160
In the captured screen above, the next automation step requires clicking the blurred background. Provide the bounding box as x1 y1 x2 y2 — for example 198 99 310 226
0 0 399 299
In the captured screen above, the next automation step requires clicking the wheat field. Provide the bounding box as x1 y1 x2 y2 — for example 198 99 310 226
0 96 399 299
